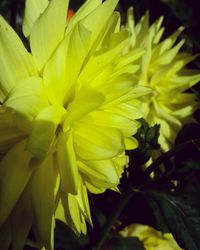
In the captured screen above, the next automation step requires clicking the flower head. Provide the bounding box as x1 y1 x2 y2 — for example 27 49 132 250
0 0 148 248
125 8 200 151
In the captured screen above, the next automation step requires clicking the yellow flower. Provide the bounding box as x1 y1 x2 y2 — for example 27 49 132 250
120 224 182 250
0 0 149 249
125 8 200 151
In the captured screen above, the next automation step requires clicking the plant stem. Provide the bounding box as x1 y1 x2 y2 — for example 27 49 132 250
144 138 200 176
92 189 134 250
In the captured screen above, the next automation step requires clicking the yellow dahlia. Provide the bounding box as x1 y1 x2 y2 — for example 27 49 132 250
0 0 149 249
125 8 200 151
120 224 181 250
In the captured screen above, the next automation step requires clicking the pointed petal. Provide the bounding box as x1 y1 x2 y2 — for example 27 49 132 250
81 0 118 48
30 0 69 71
57 132 79 195
61 178 91 235
152 26 184 58
65 22 91 88
44 23 91 106
0 16 37 100
78 29 129 85
125 137 138 150
31 154 57 249
85 181 105 194
0 140 32 225
152 39 185 66
55 199 66 223
79 159 119 188
23 0 49 37
43 39 68 106
66 0 101 34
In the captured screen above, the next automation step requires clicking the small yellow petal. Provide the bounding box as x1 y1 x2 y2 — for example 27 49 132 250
57 131 79 195
31 154 57 249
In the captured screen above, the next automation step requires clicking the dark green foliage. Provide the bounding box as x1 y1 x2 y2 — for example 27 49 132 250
104 237 145 250
54 220 89 250
146 189 200 250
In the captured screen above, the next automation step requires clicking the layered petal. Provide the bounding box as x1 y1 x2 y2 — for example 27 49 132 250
31 154 58 249
0 16 37 101
23 0 49 37
56 131 79 195
74 124 124 161
5 77 48 121
30 0 69 71
26 105 66 158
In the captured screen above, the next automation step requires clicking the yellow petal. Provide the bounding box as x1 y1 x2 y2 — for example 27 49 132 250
74 177 92 226
107 101 143 120
125 137 138 150
0 16 37 100
85 181 106 194
23 0 49 37
30 0 69 71
0 108 25 153
82 0 118 48
83 110 139 137
74 124 124 161
55 199 66 224
31 154 57 249
78 184 92 226
43 39 68 106
11 185 33 250
0 140 32 225
152 26 184 58
62 178 92 235
27 105 66 159
135 11 149 46
56 131 79 195
78 29 129 85
5 77 48 121
79 159 119 188
65 22 91 89
63 87 105 130
61 191 82 235
125 7 136 48
44 23 91 106
66 0 101 34
152 39 185 66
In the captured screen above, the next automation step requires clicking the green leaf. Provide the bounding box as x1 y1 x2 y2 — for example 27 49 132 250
54 220 89 250
146 190 200 250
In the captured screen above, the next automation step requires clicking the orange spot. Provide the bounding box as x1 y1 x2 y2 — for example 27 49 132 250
67 9 74 19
